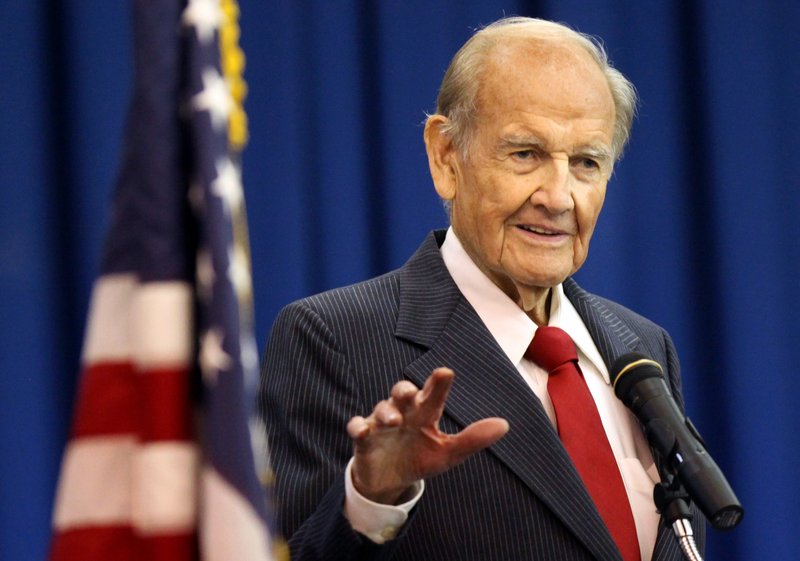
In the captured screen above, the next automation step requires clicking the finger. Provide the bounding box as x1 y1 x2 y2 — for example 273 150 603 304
373 400 402 427
419 367 454 403
347 416 371 439
390 380 419 410
415 367 455 422
447 417 509 465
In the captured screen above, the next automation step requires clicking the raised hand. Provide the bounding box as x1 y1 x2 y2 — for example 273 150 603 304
346 367 509 505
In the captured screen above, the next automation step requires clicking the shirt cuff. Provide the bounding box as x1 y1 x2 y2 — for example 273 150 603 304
343 457 424 544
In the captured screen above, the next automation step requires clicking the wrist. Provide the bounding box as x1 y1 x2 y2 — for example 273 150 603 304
351 469 412 505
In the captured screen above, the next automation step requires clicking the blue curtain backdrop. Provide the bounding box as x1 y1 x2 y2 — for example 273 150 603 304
2 1 797 559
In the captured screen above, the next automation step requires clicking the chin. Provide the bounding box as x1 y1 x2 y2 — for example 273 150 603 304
515 272 568 291
507 252 573 282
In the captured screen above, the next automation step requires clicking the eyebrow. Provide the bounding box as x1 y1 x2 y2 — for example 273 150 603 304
498 133 614 168
574 144 615 166
496 133 547 151
498 134 613 161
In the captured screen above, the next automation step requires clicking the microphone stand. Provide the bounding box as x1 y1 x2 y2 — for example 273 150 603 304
653 476 703 561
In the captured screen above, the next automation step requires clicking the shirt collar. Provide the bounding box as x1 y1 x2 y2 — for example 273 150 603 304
440 227 610 383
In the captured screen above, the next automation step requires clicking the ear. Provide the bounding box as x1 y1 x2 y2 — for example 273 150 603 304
424 115 459 201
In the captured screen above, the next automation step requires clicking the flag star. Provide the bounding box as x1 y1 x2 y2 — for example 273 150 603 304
228 243 252 301
196 248 215 302
199 328 232 383
182 0 223 44
191 68 233 131
212 158 243 215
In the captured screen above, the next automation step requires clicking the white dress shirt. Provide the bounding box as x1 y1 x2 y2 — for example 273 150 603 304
345 228 661 561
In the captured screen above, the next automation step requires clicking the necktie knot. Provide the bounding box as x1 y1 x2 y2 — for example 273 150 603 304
525 326 578 372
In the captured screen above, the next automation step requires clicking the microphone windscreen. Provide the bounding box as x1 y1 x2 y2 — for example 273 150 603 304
610 352 664 400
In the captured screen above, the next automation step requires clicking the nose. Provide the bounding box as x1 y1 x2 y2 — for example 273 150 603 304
530 155 573 214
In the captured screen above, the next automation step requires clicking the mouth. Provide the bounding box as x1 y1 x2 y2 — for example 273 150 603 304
516 224 567 236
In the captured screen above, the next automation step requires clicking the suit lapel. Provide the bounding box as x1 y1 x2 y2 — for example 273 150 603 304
562 278 641 368
395 233 622 561
564 278 683 561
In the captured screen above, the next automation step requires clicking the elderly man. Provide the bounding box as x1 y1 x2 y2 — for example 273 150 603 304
260 16 704 561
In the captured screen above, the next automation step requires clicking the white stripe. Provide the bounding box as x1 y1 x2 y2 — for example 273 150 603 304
52 436 137 528
132 282 194 367
200 467 273 561
82 274 137 363
133 442 199 533
83 276 194 367
53 437 199 533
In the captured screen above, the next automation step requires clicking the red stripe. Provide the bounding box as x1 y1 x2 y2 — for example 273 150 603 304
72 362 193 441
50 526 138 561
143 533 199 561
139 365 193 441
72 362 140 437
50 527 197 561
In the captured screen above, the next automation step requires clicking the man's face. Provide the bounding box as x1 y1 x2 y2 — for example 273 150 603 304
444 40 616 307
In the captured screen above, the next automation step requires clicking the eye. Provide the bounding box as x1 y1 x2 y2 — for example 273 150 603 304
512 148 543 162
569 155 607 182
573 157 600 170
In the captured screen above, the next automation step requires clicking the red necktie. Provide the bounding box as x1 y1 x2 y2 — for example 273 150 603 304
526 326 640 561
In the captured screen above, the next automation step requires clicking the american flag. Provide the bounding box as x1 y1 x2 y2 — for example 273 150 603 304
49 1 283 559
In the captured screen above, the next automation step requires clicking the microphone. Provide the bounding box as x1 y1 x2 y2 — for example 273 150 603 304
610 353 743 530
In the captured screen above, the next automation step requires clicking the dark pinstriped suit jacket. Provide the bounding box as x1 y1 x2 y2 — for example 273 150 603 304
259 230 705 561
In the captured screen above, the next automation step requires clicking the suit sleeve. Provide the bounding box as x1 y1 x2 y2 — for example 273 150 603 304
258 300 406 561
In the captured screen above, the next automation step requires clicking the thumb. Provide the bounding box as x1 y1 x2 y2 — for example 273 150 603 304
447 417 509 466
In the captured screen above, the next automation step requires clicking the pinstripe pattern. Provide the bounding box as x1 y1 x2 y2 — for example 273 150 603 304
259 230 705 561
